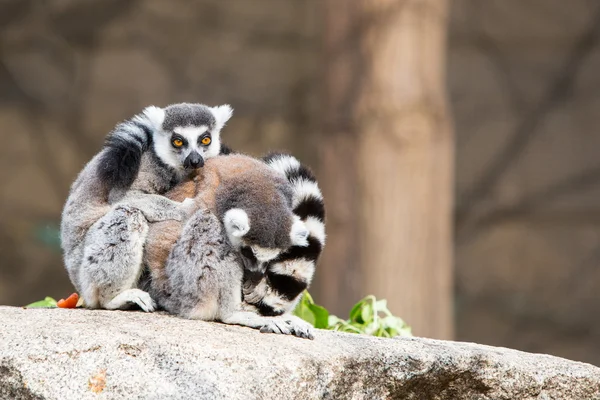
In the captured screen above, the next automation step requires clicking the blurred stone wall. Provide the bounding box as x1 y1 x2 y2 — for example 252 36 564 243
450 0 600 366
2 0 600 367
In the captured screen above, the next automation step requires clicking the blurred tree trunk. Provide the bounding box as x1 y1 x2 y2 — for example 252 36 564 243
316 0 454 339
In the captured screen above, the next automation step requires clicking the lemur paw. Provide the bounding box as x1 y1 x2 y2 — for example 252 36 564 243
285 315 315 339
180 198 197 218
105 289 156 312
259 319 294 336
259 316 315 340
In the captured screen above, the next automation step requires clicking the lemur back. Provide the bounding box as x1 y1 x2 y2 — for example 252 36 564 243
144 154 305 286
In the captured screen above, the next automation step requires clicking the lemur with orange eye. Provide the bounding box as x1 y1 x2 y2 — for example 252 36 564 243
61 103 233 312
61 103 326 338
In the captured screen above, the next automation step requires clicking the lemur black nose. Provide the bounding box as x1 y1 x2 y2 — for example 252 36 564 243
184 152 204 169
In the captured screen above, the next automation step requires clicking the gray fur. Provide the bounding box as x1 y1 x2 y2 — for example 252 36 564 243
215 175 295 249
61 103 232 312
62 151 192 311
162 103 216 131
151 209 314 339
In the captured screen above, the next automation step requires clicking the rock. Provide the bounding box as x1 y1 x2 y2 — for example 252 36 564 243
0 306 599 400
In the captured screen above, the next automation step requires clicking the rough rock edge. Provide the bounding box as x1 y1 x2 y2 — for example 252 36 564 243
0 306 599 400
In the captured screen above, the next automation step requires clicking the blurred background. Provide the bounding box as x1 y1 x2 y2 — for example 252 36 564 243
2 0 600 365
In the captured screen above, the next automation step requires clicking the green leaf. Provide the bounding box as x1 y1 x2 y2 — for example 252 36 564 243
293 292 317 326
349 301 364 324
374 299 388 313
328 315 343 326
307 303 329 329
302 291 315 305
294 303 315 326
25 297 57 308
295 291 412 338
361 301 374 324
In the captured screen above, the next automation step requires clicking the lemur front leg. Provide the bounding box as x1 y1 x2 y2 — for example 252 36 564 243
78 205 155 312
117 190 197 223
219 311 314 340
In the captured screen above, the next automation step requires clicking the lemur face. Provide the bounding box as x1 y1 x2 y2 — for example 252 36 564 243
143 103 233 171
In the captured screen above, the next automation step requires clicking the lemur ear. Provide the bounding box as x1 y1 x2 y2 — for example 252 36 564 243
211 104 233 131
142 106 165 129
290 217 310 247
224 208 250 238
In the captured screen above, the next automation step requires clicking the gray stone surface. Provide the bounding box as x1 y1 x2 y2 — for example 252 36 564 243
1 306 599 399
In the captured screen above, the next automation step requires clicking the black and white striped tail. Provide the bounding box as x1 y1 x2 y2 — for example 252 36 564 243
96 111 156 190
243 153 326 316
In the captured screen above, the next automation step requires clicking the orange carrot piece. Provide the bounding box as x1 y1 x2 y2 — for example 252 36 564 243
57 293 79 309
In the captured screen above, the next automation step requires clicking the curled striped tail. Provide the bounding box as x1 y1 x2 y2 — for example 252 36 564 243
96 107 161 189
243 153 326 316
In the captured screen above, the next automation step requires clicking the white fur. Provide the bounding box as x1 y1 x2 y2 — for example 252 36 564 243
115 121 147 145
304 216 326 246
153 134 181 170
104 289 155 312
269 258 315 283
141 106 165 129
291 178 323 207
173 125 209 137
224 209 250 247
203 135 221 159
267 155 301 177
251 246 282 263
211 104 233 131
290 216 309 247
260 291 291 313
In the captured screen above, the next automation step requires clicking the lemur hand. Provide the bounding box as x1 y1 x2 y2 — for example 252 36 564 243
180 198 198 218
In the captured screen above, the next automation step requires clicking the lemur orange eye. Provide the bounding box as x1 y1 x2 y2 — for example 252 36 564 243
172 138 184 147
201 136 211 146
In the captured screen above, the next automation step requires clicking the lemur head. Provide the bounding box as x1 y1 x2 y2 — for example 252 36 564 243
217 175 309 273
142 103 233 171
225 209 309 273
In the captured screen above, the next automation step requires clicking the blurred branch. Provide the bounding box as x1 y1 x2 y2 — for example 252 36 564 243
0 200 57 221
458 291 600 339
0 58 84 195
23 106 70 196
469 208 600 228
104 35 193 97
469 2 525 115
458 164 600 242
456 5 600 228
567 242 600 295
0 0 32 30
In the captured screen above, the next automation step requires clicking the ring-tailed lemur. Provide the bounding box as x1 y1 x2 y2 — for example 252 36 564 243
60 103 232 312
140 153 325 338
242 153 326 316
141 154 317 338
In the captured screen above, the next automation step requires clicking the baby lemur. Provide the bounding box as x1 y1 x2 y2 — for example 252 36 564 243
61 103 232 312
141 154 316 338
